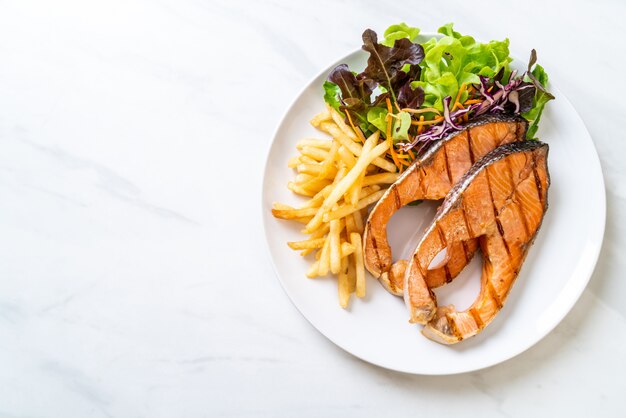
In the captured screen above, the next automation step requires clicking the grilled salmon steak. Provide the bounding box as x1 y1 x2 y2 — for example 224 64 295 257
364 115 528 295
404 141 550 344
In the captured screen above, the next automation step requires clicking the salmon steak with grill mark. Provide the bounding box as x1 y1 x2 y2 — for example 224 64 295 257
403 141 550 344
363 114 528 296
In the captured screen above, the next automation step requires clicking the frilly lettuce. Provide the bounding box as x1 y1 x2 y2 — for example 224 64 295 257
322 23 553 147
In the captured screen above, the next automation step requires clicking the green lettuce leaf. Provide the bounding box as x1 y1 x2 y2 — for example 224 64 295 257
382 23 420 47
322 81 342 112
416 24 512 111
392 111 412 141
523 63 554 139
366 107 388 133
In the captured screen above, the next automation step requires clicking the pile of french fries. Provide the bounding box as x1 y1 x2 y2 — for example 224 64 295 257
272 106 400 308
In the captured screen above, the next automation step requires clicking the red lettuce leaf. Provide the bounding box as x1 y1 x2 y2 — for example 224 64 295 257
397 83 424 109
328 64 375 105
361 29 424 102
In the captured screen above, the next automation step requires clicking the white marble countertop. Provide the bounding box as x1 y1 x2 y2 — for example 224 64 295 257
1 1 624 416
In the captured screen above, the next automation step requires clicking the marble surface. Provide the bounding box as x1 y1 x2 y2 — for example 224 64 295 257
0 0 624 416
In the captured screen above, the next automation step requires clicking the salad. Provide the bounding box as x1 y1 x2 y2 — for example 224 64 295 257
323 23 554 170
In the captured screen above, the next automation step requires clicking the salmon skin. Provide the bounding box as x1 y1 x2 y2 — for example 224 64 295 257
364 114 528 296
404 141 550 344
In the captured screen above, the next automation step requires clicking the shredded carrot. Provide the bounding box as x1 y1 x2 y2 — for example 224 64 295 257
384 98 402 171
402 107 442 115
463 99 482 105
385 100 393 142
390 146 402 171
391 149 402 172
411 116 444 126
454 83 467 106
408 149 415 160
417 116 425 134
455 102 465 110
345 111 366 143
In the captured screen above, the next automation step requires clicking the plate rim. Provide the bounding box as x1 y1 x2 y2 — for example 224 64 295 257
260 40 607 375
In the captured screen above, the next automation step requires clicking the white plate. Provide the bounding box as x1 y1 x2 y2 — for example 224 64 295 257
261 36 606 375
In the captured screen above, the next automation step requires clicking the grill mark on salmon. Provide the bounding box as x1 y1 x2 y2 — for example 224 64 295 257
404 141 550 343
469 308 484 328
445 313 463 340
392 187 402 212
485 169 513 260
418 168 427 196
486 277 503 310
532 160 544 203
515 191 531 239
363 115 528 296
442 144 454 185
444 265 453 283
461 202 474 237
467 128 475 164
370 233 382 273
461 240 470 264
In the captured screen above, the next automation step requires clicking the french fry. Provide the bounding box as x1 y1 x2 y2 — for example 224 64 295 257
319 122 396 172
273 107 406 307
296 138 332 150
300 177 332 193
295 173 315 184
340 241 355 256
318 237 331 276
309 223 330 239
288 156 301 168
299 194 324 209
325 190 386 222
305 185 333 207
287 238 326 250
347 259 357 293
338 257 350 308
352 210 364 234
287 182 317 197
298 155 318 165
329 107 357 141
332 164 348 186
272 202 293 210
306 260 320 278
297 164 337 178
292 216 313 224
320 186 379 222
272 206 319 220
310 108 331 127
345 214 357 235
304 132 387 233
350 232 366 298
337 145 357 168
362 172 401 186
318 141 339 180
300 146 330 162
329 219 342 274
348 173 364 205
